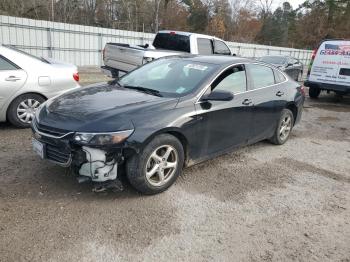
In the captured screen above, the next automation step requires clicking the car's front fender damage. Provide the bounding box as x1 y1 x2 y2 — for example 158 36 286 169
72 146 126 192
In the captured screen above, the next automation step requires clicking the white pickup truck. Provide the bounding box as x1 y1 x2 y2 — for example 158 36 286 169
101 30 233 78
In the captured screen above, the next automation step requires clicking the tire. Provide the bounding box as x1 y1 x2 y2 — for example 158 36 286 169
296 71 303 82
7 93 45 128
309 87 321 99
269 109 294 145
126 134 184 195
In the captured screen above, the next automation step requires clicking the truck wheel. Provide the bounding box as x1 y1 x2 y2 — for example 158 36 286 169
269 109 294 145
126 134 184 195
7 93 45 128
309 87 320 99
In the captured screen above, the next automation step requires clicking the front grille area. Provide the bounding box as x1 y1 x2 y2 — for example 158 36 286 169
46 144 71 164
35 121 70 137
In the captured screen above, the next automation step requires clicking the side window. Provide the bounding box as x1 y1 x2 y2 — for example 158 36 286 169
212 65 247 93
274 69 286 83
214 40 231 55
197 38 213 55
0 56 18 70
247 64 275 89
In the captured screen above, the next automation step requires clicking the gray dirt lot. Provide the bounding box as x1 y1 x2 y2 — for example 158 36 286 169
0 72 350 261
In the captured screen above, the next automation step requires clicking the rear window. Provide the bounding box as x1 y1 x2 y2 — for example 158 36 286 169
247 64 275 89
3 45 50 64
0 56 19 70
153 33 190 53
260 56 287 65
274 69 286 83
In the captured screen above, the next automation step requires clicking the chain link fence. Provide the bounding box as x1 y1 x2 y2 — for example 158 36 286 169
0 15 312 67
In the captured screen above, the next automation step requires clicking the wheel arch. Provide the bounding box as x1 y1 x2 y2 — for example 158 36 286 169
141 127 190 166
6 92 47 120
285 102 298 124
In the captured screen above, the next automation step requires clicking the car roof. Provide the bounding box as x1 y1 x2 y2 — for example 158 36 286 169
173 55 251 66
261 55 290 58
157 30 225 41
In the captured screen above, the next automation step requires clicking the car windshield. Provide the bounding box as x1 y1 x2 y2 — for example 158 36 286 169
118 58 216 97
260 56 287 65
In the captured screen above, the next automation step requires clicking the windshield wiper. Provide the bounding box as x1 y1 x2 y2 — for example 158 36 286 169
122 85 163 97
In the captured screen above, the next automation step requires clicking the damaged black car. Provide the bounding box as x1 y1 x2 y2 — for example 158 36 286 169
31 56 304 194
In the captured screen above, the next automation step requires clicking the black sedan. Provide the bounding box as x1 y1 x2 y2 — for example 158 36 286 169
259 55 303 81
31 56 305 194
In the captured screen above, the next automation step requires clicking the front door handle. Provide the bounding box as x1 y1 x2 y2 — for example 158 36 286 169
276 91 284 97
5 76 21 81
242 99 252 106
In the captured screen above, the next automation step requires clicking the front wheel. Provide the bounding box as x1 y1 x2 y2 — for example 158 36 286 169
126 134 184 195
269 109 294 145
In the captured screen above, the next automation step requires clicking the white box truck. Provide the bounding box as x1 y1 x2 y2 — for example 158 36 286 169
304 39 350 98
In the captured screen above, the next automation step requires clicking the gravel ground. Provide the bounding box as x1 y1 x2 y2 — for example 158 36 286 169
0 76 349 261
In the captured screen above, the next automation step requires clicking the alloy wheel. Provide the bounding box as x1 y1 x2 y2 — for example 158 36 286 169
279 115 292 141
16 98 41 124
145 145 178 187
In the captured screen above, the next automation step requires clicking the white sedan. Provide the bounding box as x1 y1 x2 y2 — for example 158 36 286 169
0 45 80 127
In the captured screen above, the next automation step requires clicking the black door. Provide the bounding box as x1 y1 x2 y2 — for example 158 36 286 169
194 65 254 158
245 63 281 143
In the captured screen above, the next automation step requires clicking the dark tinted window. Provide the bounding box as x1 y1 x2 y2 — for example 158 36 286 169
214 40 231 55
153 33 190 53
339 68 350 76
212 65 246 93
197 38 213 55
260 56 287 65
247 64 275 89
274 69 286 83
0 56 18 70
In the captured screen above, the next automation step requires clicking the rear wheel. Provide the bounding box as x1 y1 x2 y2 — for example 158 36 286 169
269 109 294 145
309 87 321 99
7 94 45 128
126 134 184 194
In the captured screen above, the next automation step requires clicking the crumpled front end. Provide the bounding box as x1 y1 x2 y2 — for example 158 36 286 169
31 118 128 192
78 147 118 182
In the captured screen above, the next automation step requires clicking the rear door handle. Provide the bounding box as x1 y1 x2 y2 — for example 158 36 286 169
242 99 252 106
276 91 284 97
5 76 21 81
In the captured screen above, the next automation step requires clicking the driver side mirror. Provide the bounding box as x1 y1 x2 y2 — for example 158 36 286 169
201 90 234 101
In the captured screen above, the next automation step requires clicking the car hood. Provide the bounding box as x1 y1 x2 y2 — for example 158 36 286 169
37 83 179 132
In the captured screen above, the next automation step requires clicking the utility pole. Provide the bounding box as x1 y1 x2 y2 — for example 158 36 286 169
51 0 54 22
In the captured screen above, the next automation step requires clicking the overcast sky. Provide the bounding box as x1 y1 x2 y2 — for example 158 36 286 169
271 0 306 10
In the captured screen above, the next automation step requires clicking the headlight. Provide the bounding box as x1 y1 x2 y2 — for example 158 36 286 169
73 130 134 145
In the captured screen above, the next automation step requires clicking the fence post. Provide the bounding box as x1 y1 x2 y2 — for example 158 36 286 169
98 33 102 66
47 27 52 58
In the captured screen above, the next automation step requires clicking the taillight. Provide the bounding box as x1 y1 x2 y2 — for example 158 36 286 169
311 48 317 60
300 85 305 96
307 48 318 76
73 72 79 82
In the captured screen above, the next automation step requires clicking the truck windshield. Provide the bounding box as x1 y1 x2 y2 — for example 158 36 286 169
153 33 191 53
118 58 216 97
